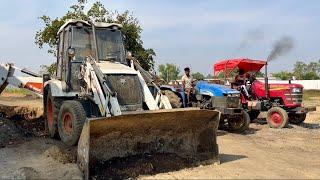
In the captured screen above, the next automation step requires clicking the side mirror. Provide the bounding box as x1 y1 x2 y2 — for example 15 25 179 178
126 51 133 60
68 47 75 58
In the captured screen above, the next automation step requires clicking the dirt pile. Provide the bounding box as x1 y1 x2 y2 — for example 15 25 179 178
0 117 45 148
44 145 76 164
0 118 24 148
0 94 43 120
0 138 82 180
0 94 44 148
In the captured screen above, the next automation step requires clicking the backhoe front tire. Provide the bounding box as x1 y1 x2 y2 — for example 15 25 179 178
58 100 86 146
44 88 60 138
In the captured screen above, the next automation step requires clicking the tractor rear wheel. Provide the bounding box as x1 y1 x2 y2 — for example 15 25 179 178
227 111 250 133
289 113 306 124
267 107 288 128
44 88 61 138
58 100 86 146
163 90 182 108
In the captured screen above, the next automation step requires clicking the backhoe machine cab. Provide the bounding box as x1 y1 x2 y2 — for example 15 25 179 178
56 20 126 92
37 20 221 178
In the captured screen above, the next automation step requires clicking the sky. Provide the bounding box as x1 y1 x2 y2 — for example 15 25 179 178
0 0 319 75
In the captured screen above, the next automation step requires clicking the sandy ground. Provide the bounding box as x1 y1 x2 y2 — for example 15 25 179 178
0 93 319 179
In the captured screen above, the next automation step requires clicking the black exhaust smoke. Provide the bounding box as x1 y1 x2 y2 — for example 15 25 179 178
267 36 294 62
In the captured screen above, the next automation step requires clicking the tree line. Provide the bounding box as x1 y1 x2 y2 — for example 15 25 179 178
158 63 211 82
272 60 320 80
158 60 320 82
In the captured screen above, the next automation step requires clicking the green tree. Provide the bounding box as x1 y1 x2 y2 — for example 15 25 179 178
272 71 294 80
35 0 155 74
158 63 180 82
272 60 320 80
292 60 320 80
39 63 57 75
303 71 319 80
292 61 307 80
192 72 205 80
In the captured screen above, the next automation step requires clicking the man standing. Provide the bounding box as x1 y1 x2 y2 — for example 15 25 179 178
182 67 194 106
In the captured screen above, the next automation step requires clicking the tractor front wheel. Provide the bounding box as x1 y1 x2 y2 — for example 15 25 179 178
227 111 250 133
58 100 86 146
289 113 306 124
267 107 289 128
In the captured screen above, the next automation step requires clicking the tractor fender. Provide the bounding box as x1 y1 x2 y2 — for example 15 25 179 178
44 79 77 97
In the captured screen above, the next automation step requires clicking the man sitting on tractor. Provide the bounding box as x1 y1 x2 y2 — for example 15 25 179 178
233 69 251 99
234 69 250 86
182 67 195 107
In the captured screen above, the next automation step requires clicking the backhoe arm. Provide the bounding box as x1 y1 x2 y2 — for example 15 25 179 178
0 63 43 97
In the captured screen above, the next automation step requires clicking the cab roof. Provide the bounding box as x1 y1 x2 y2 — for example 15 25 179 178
213 58 266 76
57 19 123 35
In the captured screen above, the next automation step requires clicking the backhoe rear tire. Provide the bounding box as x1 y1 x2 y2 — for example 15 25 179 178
58 100 86 146
44 88 60 138
163 90 182 108
267 107 289 128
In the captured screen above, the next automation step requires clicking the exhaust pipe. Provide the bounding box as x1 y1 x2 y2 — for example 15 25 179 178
265 62 269 99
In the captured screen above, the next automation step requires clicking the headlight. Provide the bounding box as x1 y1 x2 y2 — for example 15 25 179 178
68 47 75 57
292 88 302 93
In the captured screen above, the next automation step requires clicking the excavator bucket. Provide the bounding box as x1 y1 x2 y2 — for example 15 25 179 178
77 108 220 179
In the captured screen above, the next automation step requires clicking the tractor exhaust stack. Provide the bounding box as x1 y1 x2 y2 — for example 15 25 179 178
264 62 269 99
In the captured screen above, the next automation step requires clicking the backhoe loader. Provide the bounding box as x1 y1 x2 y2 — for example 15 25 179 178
0 19 220 179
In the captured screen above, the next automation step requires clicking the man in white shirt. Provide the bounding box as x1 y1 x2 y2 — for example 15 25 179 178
182 67 194 106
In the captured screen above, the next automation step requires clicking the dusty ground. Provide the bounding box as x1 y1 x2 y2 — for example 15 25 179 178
0 92 319 179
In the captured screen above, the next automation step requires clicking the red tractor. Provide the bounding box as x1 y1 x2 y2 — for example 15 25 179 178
214 58 316 128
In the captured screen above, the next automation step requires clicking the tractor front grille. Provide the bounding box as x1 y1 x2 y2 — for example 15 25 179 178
105 74 143 111
226 97 240 108
212 96 240 108
212 97 226 108
285 91 303 105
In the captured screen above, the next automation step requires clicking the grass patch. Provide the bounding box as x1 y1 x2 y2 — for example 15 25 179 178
3 87 30 95
303 90 320 101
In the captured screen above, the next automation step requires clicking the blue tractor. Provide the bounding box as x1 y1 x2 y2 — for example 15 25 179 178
160 81 250 133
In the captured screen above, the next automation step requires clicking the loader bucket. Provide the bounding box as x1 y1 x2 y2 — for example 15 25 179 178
77 108 220 179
